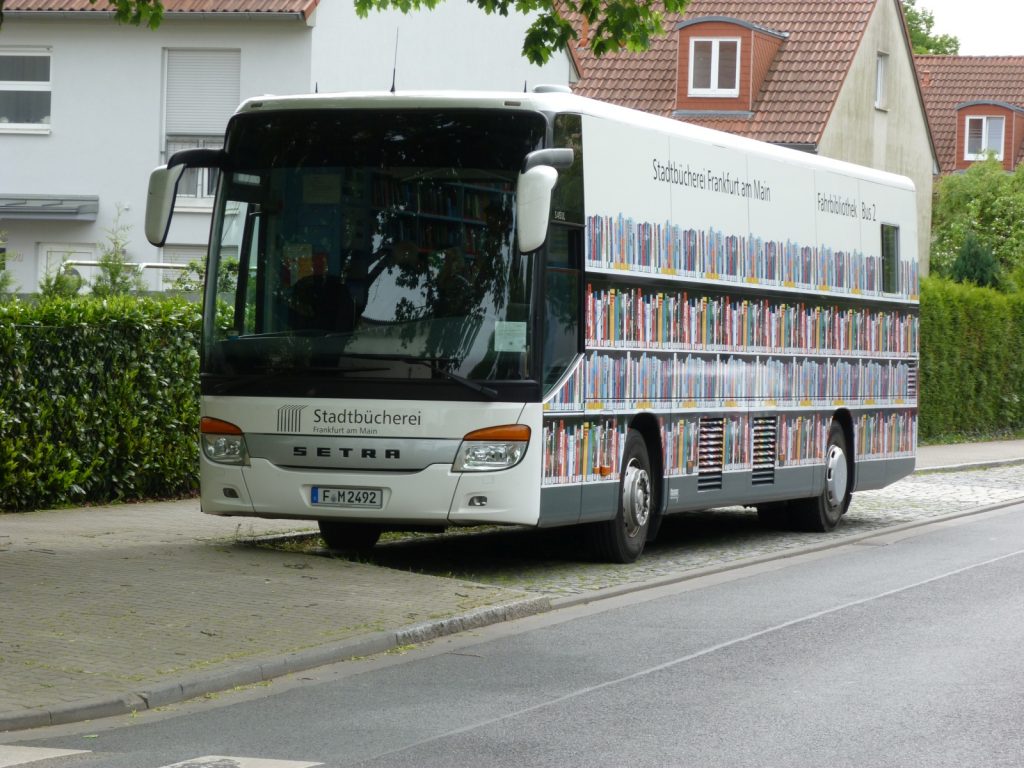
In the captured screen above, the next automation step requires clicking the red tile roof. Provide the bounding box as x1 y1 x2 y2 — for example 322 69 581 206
4 0 317 17
572 0 878 146
914 55 1024 173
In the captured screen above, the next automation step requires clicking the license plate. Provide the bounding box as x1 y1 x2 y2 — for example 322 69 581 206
312 486 383 509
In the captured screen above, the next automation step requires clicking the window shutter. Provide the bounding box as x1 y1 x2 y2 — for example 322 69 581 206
165 49 240 135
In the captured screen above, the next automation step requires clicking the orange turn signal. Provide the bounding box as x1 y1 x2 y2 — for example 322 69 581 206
462 424 531 442
200 417 243 435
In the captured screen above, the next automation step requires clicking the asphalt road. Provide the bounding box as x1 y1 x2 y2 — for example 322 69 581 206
7 501 1024 768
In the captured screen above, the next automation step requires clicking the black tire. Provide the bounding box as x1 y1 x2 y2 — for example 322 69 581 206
589 429 654 563
318 520 382 553
789 422 852 532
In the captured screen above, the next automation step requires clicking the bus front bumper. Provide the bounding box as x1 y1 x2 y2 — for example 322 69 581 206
200 455 542 527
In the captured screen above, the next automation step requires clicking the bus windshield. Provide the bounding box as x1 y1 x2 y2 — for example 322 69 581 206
203 108 547 395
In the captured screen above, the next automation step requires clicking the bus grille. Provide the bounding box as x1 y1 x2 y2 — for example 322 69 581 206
752 416 777 485
698 417 724 491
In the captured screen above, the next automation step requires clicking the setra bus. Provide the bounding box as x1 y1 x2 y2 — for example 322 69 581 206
146 87 918 563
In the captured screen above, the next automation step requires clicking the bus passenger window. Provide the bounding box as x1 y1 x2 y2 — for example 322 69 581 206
543 226 582 390
881 223 899 293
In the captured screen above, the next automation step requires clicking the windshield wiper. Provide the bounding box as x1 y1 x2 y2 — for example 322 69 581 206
338 353 499 399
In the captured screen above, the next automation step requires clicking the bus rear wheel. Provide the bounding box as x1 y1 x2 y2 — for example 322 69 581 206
590 429 653 563
789 422 851 532
318 520 382 554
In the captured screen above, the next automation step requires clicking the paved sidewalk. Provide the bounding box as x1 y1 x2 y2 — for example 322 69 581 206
2 441 1024 733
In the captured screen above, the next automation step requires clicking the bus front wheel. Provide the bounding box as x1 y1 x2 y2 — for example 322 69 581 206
318 520 382 554
590 429 652 563
789 422 851 532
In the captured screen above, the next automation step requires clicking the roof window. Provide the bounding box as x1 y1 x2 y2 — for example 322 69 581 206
689 38 740 97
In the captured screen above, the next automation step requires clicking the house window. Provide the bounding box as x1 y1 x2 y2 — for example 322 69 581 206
965 115 1004 161
166 137 223 200
164 49 240 205
881 224 899 294
689 38 740 97
0 48 52 133
874 53 888 110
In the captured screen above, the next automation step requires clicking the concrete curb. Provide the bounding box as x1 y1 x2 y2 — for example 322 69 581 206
915 457 1024 473
0 596 552 734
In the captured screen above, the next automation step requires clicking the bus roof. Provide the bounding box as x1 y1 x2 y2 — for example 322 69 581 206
234 88 915 193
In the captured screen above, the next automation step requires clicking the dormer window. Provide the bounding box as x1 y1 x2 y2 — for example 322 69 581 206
965 115 1004 161
689 38 740 97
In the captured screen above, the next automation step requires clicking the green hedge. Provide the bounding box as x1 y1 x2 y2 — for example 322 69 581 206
0 296 201 511
919 276 1024 442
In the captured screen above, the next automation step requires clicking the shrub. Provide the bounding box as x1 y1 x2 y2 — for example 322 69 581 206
0 295 201 511
918 276 1024 441
38 262 85 298
0 230 16 297
951 231 1000 288
91 207 145 297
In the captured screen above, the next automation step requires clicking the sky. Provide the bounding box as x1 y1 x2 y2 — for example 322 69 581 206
918 0 1023 55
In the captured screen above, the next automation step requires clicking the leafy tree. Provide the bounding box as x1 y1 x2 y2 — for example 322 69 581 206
1 0 688 65
354 0 690 64
901 0 959 55
931 158 1024 284
91 207 145 297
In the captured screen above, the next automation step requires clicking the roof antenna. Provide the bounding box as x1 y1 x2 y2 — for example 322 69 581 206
390 29 399 94
314 81 319 94
523 80 528 93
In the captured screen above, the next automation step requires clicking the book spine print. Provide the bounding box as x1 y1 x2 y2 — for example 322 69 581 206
585 285 918 357
855 409 917 459
543 409 917 484
542 418 626 485
586 215 920 299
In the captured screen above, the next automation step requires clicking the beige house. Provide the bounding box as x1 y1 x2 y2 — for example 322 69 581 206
571 0 937 273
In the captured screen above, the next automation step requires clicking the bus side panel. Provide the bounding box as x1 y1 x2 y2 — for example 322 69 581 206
661 465 819 515
854 457 916 492
539 485 584 527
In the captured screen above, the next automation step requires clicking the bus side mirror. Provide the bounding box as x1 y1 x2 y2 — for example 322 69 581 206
516 147 575 253
145 147 227 247
145 164 187 247
516 165 560 253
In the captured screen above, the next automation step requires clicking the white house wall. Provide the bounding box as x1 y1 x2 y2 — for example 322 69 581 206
309 3 573 93
0 16 312 291
1 9 573 293
818 0 934 276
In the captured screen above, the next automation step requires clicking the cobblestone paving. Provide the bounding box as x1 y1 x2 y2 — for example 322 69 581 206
362 464 1024 598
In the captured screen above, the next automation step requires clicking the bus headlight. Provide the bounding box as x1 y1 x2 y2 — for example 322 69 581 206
201 417 249 466
453 425 530 472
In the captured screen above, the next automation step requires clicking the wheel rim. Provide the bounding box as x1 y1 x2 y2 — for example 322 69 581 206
621 458 651 539
825 444 848 509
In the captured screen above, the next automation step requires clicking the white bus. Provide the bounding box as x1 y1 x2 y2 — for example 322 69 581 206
146 87 918 563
